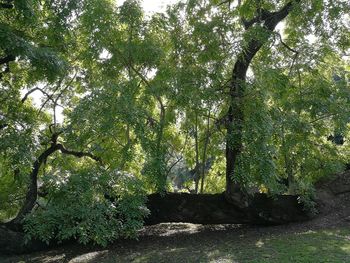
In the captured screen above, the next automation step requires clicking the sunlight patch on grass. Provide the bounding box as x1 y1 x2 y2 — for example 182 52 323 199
341 244 350 253
209 257 238 263
69 250 108 263
42 254 66 263
255 239 264 247
305 246 317 252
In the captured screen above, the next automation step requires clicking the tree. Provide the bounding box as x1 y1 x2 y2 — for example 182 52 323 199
1 0 350 251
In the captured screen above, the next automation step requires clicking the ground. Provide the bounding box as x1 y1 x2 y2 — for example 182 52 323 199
1 219 350 263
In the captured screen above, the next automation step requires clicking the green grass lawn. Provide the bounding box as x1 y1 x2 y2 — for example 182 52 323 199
114 228 350 263
2 226 350 263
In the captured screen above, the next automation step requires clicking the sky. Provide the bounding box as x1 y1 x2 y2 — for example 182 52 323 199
118 0 180 14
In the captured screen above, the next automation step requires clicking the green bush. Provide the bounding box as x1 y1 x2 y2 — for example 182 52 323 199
23 168 149 247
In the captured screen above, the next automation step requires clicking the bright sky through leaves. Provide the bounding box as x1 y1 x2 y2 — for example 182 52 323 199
118 0 180 14
27 0 181 123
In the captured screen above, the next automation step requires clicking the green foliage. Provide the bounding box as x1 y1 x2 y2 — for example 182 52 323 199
233 84 275 191
23 168 148 246
0 161 24 220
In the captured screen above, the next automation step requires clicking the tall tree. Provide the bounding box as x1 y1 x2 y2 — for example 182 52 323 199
1 0 350 250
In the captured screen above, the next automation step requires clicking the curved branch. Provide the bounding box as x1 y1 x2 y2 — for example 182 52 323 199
9 143 61 227
8 133 102 229
57 143 102 164
275 32 298 54
243 1 298 30
274 32 300 76
21 87 53 103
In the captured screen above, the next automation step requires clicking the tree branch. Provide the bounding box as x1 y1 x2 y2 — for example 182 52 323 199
218 0 231 7
275 32 298 54
242 1 298 30
57 143 102 164
8 142 61 227
1 86 53 131
309 113 338 124
21 87 53 103
8 131 103 228
274 32 300 77
37 78 63 115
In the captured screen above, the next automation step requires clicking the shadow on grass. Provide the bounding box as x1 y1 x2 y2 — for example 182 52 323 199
2 225 350 263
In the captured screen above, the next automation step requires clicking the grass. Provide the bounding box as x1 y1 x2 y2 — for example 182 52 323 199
2 225 350 262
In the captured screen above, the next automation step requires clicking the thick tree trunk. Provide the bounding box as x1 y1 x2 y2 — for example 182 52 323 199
145 192 310 225
1 192 310 254
225 1 299 202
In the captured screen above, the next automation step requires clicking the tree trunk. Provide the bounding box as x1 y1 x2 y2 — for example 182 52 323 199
200 111 210 194
194 112 200 194
225 1 299 202
1 191 308 255
8 137 101 229
145 192 310 225
9 143 60 228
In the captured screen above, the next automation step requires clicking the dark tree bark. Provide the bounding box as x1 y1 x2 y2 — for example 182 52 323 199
225 1 300 204
200 111 210 194
194 112 200 194
8 143 61 228
145 192 310 225
8 133 101 229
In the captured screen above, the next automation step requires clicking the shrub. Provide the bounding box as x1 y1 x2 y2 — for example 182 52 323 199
23 168 149 246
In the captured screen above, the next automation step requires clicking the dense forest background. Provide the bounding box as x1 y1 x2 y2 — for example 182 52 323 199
0 0 349 247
